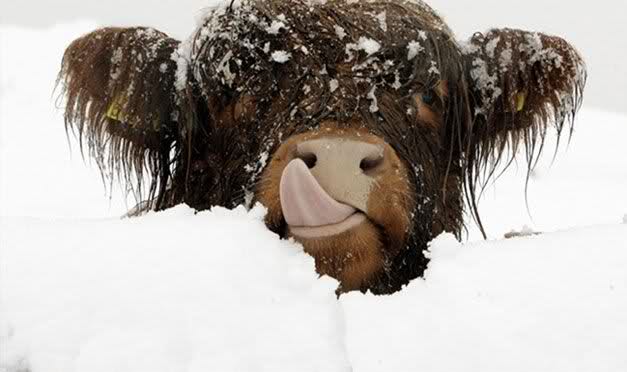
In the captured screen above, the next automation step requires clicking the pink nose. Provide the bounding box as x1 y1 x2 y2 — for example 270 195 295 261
280 159 356 227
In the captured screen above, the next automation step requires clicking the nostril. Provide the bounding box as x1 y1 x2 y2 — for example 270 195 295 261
297 152 317 169
360 155 384 173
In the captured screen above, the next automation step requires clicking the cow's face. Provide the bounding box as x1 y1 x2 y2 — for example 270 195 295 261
254 82 450 292
181 0 583 293
210 80 453 292
185 0 465 292
257 124 416 292
59 0 585 294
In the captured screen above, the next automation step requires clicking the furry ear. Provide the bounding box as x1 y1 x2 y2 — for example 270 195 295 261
57 27 186 207
461 28 586 168
457 29 585 236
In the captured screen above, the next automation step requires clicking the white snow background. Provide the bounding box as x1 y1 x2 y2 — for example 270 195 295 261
1 15 627 372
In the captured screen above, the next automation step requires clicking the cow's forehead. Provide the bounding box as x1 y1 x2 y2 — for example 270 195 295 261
184 0 459 99
187 0 453 58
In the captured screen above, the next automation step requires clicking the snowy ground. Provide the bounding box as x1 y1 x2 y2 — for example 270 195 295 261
2 207 626 372
1 21 627 372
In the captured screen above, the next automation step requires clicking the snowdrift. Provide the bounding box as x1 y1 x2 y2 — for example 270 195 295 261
1 207 626 372
0 206 348 372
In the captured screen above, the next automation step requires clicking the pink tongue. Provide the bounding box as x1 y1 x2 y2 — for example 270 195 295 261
280 159 356 227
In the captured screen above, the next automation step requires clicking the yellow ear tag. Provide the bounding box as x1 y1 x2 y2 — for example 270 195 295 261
516 92 527 112
106 95 127 122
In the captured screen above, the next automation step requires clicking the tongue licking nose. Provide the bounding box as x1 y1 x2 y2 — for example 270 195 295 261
280 159 356 227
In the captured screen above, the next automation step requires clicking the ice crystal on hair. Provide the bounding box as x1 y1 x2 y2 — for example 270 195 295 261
109 47 124 81
358 37 381 55
243 189 254 208
135 27 157 40
329 79 339 93
470 56 501 114
499 47 512 71
266 20 287 35
172 40 191 91
428 61 440 75
111 47 123 65
334 25 347 40
459 40 480 55
346 37 381 60
392 72 402 90
345 43 357 61
244 150 270 191
375 11 387 32
519 32 563 69
170 110 180 122
367 86 379 113
217 50 235 85
520 33 543 59
271 50 291 63
407 41 424 60
485 36 500 58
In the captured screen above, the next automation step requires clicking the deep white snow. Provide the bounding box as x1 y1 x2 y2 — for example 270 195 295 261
344 230 627 372
1 20 627 372
0 206 349 372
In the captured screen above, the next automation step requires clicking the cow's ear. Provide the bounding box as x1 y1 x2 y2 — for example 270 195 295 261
461 28 586 162
57 27 189 206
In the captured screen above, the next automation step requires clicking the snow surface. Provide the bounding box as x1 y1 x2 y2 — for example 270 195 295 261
0 205 349 372
344 230 627 372
1 21 627 372
3 209 625 372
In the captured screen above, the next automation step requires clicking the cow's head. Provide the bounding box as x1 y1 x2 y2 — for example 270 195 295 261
58 0 585 294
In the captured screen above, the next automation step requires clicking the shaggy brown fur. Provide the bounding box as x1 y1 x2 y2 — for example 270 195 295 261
57 0 586 294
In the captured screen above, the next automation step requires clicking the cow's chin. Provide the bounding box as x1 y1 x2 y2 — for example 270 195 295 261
287 214 385 293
